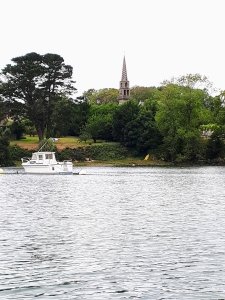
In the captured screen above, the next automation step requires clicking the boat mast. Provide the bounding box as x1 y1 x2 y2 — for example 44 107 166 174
38 138 51 152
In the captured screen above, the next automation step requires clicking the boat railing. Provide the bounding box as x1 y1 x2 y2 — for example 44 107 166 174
21 157 31 163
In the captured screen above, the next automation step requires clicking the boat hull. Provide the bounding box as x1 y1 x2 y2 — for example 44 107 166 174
22 163 73 175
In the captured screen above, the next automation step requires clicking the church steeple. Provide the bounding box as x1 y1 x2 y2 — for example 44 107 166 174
118 55 130 104
121 56 128 81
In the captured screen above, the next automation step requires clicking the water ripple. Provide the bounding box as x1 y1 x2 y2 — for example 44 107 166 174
1 166 225 299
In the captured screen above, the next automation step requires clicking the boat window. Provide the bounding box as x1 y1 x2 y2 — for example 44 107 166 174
39 155 43 160
46 154 53 159
31 154 37 160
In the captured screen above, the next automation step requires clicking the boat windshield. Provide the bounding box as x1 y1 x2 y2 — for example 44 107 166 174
31 154 37 160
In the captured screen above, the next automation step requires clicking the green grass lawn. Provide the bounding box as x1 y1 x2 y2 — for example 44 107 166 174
10 135 119 150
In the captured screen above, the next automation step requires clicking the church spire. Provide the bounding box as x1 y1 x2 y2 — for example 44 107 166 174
121 56 128 81
118 55 130 105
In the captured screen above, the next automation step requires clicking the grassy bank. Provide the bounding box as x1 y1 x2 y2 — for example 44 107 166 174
74 158 169 167
10 136 97 150
10 136 169 167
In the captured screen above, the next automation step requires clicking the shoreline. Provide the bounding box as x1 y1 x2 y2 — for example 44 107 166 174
4 158 225 168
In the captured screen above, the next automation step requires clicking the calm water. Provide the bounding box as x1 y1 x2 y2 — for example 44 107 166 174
1 166 225 299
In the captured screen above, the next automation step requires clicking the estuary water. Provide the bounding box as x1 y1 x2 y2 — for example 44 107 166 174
1 166 225 299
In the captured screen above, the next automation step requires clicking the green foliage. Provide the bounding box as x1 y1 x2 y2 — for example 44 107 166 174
9 120 26 140
56 147 85 161
26 125 36 137
49 97 91 137
205 136 225 160
38 138 57 152
21 118 37 136
130 86 160 103
162 73 215 92
0 96 6 122
203 125 225 160
3 67 225 164
81 103 117 142
8 144 33 161
69 100 91 136
0 136 14 166
0 52 76 140
83 88 119 104
155 81 212 161
56 144 128 161
123 104 163 154
85 144 128 160
78 131 91 143
112 100 140 143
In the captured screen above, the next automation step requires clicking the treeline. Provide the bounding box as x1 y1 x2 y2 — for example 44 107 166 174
79 80 225 163
1 52 225 165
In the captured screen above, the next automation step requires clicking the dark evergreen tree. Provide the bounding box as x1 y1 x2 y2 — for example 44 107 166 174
112 100 139 143
0 136 13 166
0 52 77 140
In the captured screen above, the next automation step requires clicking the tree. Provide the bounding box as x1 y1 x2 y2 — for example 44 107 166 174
0 95 5 122
0 52 77 140
0 134 13 166
83 88 119 104
69 100 90 136
78 131 91 143
155 80 211 161
112 100 140 143
130 86 159 104
123 99 162 154
48 96 90 137
81 103 117 142
0 81 9 124
9 120 26 140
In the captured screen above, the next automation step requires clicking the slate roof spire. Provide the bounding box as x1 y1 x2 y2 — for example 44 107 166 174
121 55 128 81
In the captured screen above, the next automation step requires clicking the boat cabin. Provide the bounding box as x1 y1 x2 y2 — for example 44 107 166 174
30 152 57 164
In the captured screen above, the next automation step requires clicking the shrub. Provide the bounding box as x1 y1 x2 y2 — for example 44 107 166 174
57 147 86 161
85 144 128 160
57 144 128 161
9 145 33 161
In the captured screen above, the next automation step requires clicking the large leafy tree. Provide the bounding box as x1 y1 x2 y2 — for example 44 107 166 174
130 86 159 104
81 103 117 142
68 99 91 136
112 100 140 143
156 77 212 161
50 96 90 137
123 100 163 154
83 88 119 104
0 52 77 140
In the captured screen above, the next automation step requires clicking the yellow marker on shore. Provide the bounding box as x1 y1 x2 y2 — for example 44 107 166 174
0 168 4 174
144 154 150 160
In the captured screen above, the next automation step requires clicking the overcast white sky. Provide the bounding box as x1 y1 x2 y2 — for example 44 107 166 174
1 0 224 96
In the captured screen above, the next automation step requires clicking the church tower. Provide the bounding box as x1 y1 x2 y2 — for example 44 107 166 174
118 56 130 104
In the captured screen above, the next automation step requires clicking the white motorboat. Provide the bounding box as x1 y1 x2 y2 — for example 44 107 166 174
21 151 74 174
21 138 86 175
